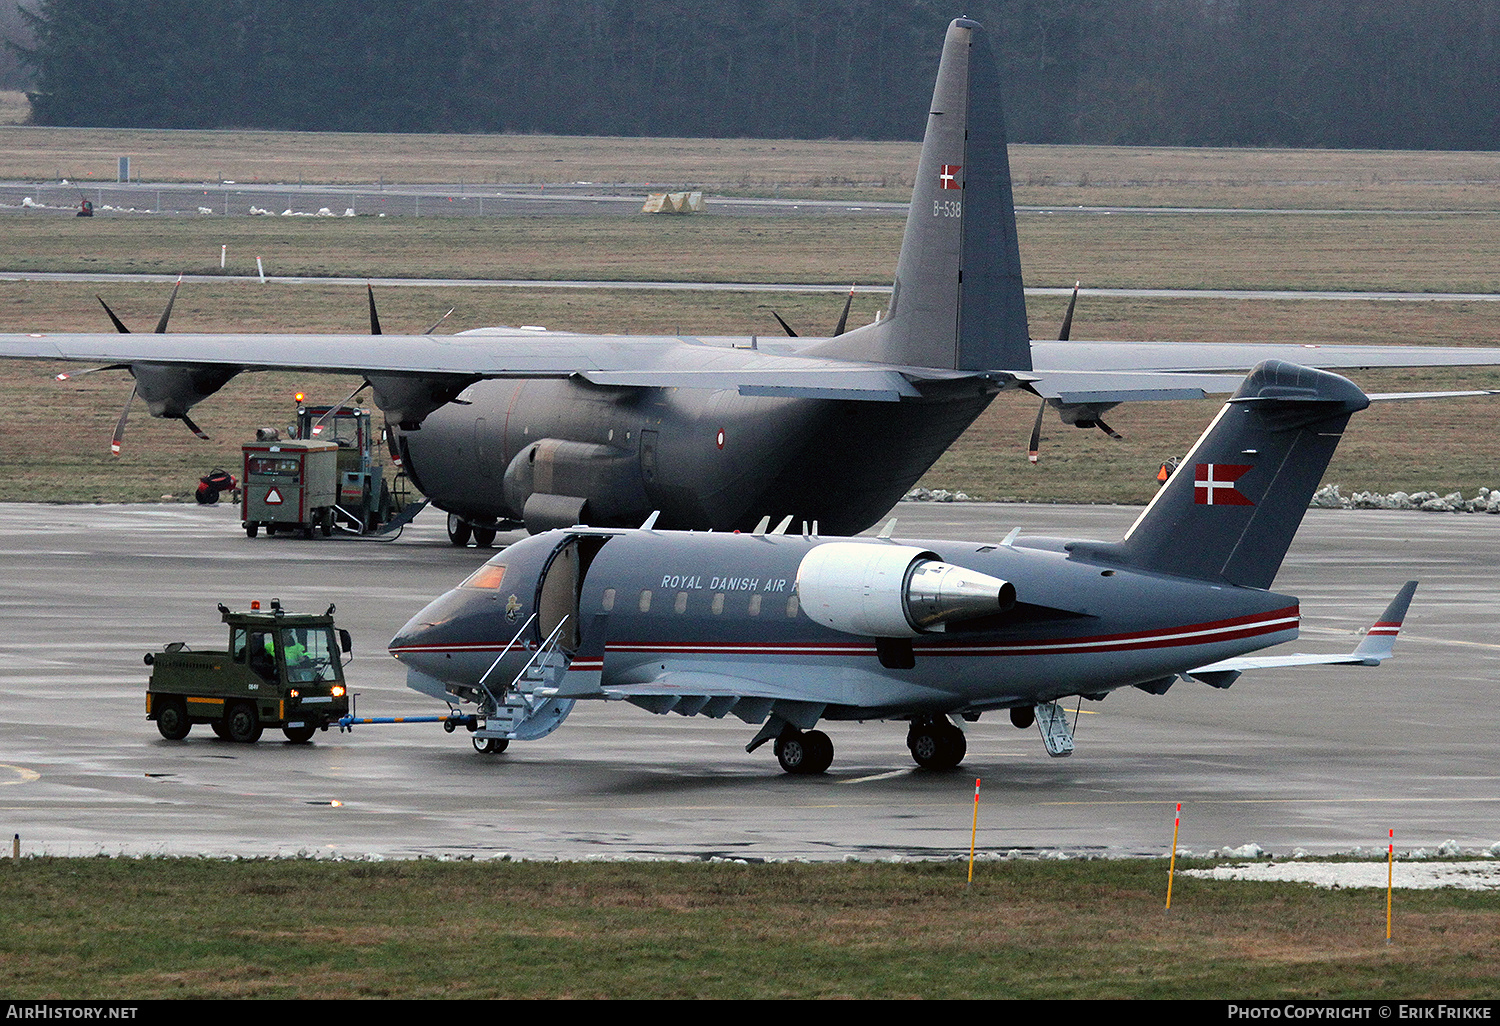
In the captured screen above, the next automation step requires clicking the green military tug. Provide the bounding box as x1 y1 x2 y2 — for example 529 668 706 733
145 600 353 743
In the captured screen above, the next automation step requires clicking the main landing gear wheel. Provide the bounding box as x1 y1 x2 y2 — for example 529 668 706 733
447 513 472 547
471 526 497 548
907 717 966 771
774 729 834 775
226 702 263 744
473 736 509 754
155 698 190 741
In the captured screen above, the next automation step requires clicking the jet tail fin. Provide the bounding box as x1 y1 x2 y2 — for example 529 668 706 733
807 18 1030 374
1095 361 1370 589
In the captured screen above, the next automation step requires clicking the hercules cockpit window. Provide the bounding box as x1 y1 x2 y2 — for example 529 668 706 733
460 564 507 589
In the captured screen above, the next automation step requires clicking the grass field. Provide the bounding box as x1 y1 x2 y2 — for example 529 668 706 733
2 857 1496 999
7 119 1500 210
3 137 1500 505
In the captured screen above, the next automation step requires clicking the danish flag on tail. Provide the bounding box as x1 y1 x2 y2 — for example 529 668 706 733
939 164 962 189
1194 463 1253 506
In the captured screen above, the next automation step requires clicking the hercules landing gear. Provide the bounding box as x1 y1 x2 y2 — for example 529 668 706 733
906 716 966 771
774 728 834 775
447 513 498 548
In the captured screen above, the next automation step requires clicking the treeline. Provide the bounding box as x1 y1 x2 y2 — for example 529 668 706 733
14 0 1500 150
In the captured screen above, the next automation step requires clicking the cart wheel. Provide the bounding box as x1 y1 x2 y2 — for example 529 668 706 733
226 702 263 743
245 522 259 539
320 509 333 537
155 698 191 741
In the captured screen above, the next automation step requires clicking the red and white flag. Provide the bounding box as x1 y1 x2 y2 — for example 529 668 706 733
1193 463 1254 506
939 164 962 190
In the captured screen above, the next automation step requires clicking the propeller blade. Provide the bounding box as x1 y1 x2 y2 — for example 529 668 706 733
1028 400 1046 464
422 308 455 335
153 277 181 334
111 383 137 456
1058 281 1079 341
180 412 210 441
96 296 131 334
833 287 854 337
385 420 403 467
771 311 799 338
367 284 383 335
312 381 370 434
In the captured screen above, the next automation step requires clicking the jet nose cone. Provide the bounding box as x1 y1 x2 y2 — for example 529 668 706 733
388 584 528 691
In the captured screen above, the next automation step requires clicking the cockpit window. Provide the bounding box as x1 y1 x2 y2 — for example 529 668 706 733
461 564 507 589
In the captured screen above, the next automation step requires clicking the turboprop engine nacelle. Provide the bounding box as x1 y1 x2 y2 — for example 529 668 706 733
796 542 1016 638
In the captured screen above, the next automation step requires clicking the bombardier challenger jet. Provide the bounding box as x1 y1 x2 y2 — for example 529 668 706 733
4 19 1500 543
389 360 1415 773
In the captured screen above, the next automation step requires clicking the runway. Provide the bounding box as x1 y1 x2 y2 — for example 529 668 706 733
1 500 1497 861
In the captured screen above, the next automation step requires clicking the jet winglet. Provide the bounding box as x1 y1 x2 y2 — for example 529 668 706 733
1187 581 1417 676
1351 580 1418 663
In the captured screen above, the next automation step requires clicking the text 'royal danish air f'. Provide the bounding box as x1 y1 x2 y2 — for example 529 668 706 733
390 361 1416 773
6 18 1500 543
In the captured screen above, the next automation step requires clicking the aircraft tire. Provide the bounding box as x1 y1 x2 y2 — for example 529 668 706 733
155 698 191 741
447 513 472 547
473 736 509 754
226 702 263 744
775 729 833 775
908 720 965 771
472 526 497 548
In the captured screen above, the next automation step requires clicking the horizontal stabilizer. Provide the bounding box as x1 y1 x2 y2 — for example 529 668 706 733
1189 581 1417 674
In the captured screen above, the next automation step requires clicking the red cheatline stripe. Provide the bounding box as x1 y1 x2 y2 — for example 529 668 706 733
392 607 1298 662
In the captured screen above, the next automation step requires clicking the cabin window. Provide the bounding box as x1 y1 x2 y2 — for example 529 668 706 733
638 589 652 613
711 593 725 615
747 594 762 617
675 591 689 614
601 588 616 611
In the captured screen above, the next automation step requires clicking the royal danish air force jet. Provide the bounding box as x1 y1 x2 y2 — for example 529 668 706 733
4 18 1500 541
389 360 1416 773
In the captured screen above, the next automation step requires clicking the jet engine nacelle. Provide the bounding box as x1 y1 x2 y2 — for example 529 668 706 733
796 542 1016 638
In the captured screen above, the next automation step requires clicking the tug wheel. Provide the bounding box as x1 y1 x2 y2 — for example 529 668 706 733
226 702 263 744
155 698 191 741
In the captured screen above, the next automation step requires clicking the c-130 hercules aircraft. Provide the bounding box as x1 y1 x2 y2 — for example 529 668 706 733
390 360 1414 773
6 18 1500 544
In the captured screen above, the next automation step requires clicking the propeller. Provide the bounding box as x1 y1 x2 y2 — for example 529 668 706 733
89 277 207 454
1027 283 1120 463
772 287 856 338
364 284 457 464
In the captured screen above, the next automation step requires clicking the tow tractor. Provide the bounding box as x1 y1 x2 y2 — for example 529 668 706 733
145 600 352 743
242 399 426 538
